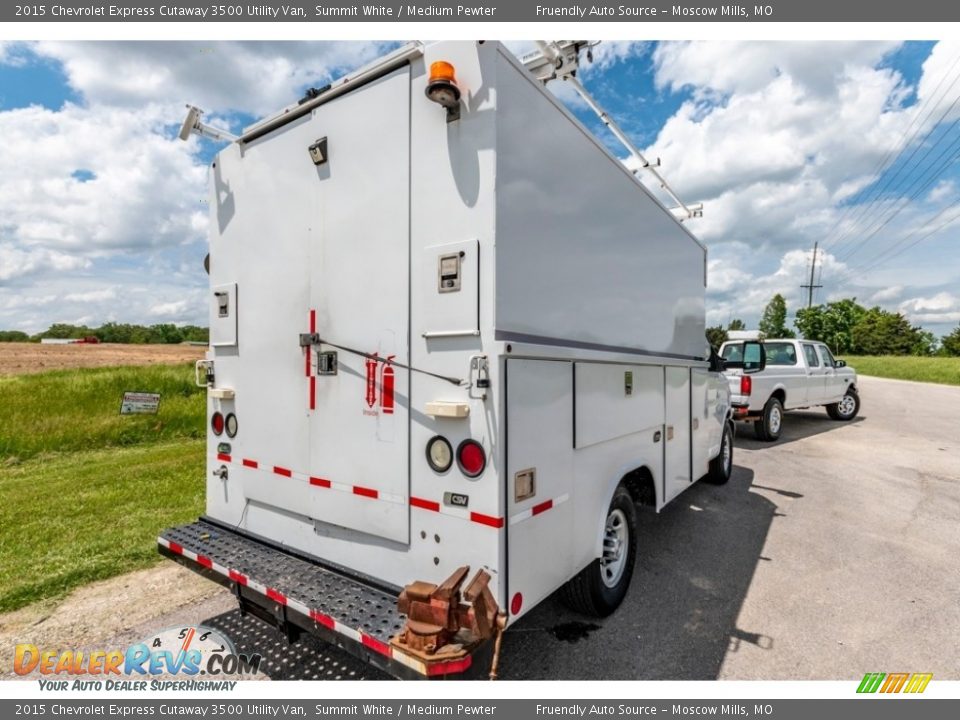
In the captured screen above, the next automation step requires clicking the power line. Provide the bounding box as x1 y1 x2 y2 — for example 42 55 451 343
801 241 823 307
824 50 960 258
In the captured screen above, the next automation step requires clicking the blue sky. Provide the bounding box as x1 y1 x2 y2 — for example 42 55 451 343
1 40 959 339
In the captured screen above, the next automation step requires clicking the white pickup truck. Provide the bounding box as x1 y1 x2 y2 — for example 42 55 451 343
719 338 860 441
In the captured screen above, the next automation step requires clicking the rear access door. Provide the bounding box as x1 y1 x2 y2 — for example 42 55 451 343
306 67 412 545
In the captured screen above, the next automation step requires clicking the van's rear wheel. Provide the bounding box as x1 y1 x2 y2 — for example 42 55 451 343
705 422 734 485
561 486 637 617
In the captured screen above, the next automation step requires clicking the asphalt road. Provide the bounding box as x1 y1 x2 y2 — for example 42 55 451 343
61 375 960 681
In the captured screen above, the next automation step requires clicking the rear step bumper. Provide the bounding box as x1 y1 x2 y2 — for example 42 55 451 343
157 519 489 679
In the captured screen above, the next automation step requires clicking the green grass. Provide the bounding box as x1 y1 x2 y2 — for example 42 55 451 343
844 355 960 386
0 363 207 612
0 364 205 462
0 439 204 612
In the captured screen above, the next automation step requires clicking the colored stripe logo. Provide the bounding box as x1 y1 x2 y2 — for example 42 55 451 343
857 672 932 694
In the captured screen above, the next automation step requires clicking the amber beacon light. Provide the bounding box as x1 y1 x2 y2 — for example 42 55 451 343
425 61 461 121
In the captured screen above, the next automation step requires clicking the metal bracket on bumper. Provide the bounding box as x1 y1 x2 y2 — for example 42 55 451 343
158 519 490 679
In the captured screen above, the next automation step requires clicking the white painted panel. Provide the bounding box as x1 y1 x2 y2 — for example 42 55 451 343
307 66 411 545
421 239 479 337
575 363 664 449
210 283 237 347
507 359 573 620
494 52 706 360
691 368 712 480
664 366 692 503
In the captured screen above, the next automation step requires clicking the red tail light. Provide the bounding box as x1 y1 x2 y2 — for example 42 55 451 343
456 440 486 478
740 375 752 396
211 411 225 436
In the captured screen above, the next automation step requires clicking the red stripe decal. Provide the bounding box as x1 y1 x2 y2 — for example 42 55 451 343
470 512 505 529
273 466 292 478
228 570 248 586
361 634 392 657
310 610 335 629
305 348 311 378
217 453 231 462
309 375 316 410
242 458 258 469
410 496 440 512
310 477 332 488
168 542 183 555
310 309 316 334
425 655 473 677
196 554 212 569
532 499 554 516
266 588 287 605
353 486 378 499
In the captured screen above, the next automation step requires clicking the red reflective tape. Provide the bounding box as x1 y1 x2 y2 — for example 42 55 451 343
167 542 183 555
273 466 292 478
228 570 248 586
361 633 392 657
217 453 231 462
309 375 316 410
266 588 287 605
532 499 554 517
310 309 316 334
425 655 473 677
305 348 311 377
410 496 440 512
353 486 378 499
196 555 212 569
242 458 258 469
310 477 331 488
470 512 504 529
310 610 335 629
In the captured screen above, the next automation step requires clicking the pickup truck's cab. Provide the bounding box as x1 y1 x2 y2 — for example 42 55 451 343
719 338 860 441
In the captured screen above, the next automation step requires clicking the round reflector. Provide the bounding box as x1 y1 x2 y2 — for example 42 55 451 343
426 435 453 473
211 412 225 436
225 413 238 438
510 592 523 616
456 439 486 478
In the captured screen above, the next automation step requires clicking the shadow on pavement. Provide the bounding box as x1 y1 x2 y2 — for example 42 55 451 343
200 465 778 681
499 466 778 679
735 411 865 449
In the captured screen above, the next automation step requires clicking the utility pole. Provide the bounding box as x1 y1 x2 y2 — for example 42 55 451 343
801 241 823 308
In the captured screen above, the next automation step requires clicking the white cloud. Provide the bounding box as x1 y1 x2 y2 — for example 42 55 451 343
0 244 90 282
149 299 191 318
869 285 905 303
899 292 960 324
63 288 116 303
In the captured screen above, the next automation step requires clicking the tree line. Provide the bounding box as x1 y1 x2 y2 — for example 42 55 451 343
0 323 209 344
707 293 960 357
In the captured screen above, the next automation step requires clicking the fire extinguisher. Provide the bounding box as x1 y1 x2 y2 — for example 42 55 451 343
365 355 378 408
380 355 396 415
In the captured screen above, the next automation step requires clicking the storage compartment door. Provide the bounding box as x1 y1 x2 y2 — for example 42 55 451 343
306 66 411 544
664 366 692 503
506 359 574 620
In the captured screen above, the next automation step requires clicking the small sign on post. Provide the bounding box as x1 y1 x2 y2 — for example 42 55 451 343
120 391 161 415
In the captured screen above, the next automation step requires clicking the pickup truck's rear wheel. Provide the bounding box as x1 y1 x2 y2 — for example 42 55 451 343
561 486 637 617
753 397 783 441
827 389 860 421
705 421 734 485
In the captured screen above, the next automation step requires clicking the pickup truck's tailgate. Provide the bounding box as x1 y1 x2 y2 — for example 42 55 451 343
157 520 478 679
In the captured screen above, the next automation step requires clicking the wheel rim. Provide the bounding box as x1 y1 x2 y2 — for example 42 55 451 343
838 394 856 417
722 430 732 474
769 405 782 434
601 508 629 588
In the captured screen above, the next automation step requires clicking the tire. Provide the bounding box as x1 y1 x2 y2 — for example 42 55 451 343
561 486 637 618
705 422 734 485
753 396 784 442
827 388 860 421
